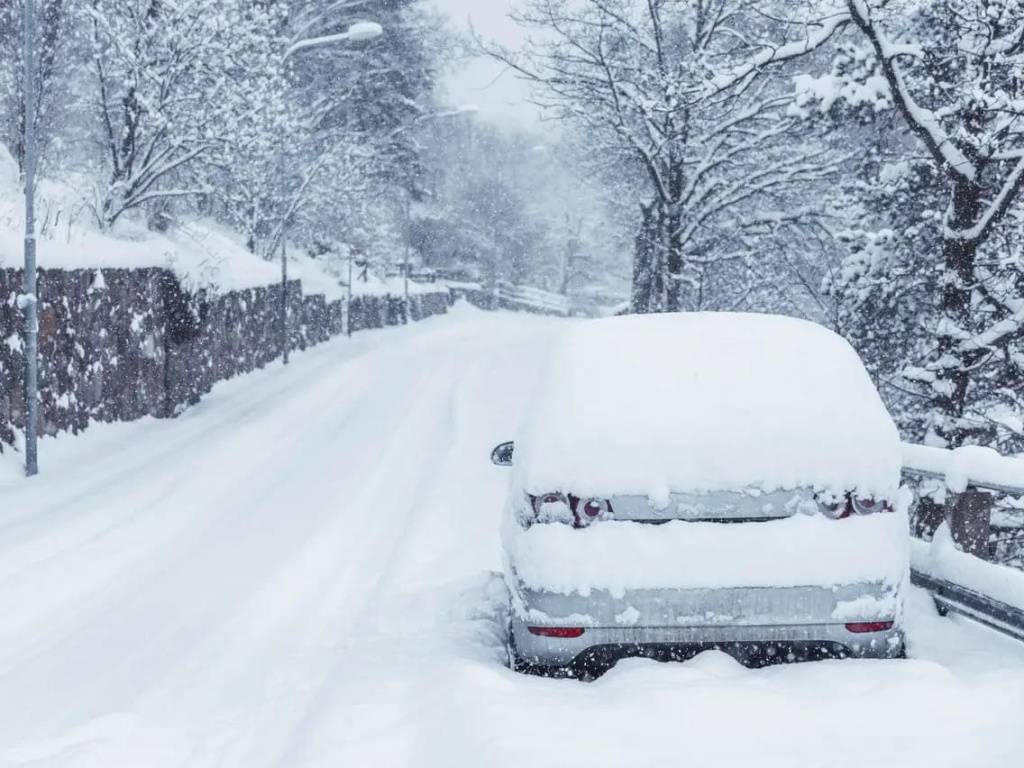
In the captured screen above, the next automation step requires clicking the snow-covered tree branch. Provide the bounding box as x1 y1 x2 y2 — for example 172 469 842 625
493 0 841 313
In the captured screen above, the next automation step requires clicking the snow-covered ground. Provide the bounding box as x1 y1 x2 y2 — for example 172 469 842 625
1 305 1023 767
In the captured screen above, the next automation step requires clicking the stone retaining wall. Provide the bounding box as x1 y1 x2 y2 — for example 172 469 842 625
0 267 450 451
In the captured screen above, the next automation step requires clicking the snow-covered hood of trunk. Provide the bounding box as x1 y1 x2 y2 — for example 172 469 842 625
507 511 909 598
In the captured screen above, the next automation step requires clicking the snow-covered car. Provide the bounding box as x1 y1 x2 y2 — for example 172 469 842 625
495 312 909 677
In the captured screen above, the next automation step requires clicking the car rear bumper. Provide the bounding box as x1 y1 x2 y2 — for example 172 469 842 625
511 617 904 671
509 582 904 671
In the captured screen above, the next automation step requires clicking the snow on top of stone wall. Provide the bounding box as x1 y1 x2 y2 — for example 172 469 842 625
0 145 430 302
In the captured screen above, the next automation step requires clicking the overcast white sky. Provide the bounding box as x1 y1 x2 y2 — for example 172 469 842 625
429 0 540 129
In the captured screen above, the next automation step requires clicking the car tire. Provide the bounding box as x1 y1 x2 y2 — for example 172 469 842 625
506 639 548 676
505 612 575 677
504 610 518 670
506 641 523 672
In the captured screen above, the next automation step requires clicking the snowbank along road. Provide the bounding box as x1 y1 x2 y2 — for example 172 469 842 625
1 304 1023 767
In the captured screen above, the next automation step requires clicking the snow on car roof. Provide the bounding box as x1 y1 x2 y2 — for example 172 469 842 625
514 312 901 501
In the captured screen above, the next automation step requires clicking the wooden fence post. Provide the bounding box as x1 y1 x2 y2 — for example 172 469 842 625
912 495 946 539
946 489 993 558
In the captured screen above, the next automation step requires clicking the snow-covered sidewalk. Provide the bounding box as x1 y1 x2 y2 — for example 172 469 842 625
1 306 1022 767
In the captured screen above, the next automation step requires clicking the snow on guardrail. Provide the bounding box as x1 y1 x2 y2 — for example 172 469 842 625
912 526 1024 612
902 443 1024 494
496 282 571 315
911 527 1024 640
903 442 1024 640
448 279 623 316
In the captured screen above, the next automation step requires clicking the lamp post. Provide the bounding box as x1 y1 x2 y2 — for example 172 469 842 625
403 188 411 320
279 19 383 359
346 247 354 336
397 105 478 320
21 0 39 476
284 20 383 60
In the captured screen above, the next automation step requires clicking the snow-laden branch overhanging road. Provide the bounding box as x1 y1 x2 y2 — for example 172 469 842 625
1 306 1023 767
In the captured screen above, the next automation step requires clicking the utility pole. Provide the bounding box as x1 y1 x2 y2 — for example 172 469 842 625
403 188 411 322
280 238 289 364
279 19 384 352
346 248 353 337
388 107 477 323
22 0 39 476
275 140 289 366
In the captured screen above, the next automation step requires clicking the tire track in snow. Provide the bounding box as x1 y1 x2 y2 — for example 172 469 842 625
0 317 501 760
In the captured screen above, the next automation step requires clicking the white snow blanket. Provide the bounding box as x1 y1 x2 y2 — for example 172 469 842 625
514 312 901 502
508 512 909 597
1 307 1023 767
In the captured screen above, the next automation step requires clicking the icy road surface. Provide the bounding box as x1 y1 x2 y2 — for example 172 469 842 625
1 305 1023 767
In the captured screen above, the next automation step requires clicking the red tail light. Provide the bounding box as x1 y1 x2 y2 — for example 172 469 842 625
817 493 893 519
845 621 894 633
528 492 572 524
526 493 614 527
527 626 585 638
851 497 893 515
575 497 613 527
817 493 851 519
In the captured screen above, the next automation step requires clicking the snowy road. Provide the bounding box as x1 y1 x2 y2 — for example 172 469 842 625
1 305 1023 767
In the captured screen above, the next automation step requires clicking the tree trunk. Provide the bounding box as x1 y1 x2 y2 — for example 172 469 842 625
947 489 993 558
665 207 683 312
665 157 685 312
650 206 668 312
559 234 575 295
631 202 656 313
933 180 981 447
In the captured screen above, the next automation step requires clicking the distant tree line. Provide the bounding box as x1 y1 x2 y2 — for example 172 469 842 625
0 0 444 269
0 0 625 302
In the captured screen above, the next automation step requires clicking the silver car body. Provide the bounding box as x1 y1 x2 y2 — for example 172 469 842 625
504 487 905 675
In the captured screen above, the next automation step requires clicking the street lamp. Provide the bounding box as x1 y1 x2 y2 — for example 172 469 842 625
346 246 354 337
278 19 384 362
284 20 383 62
21 0 39 476
399 105 479 317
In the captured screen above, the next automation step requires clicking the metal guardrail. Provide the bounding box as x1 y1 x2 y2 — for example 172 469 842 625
496 282 570 316
455 282 572 316
901 443 1024 495
450 280 617 317
902 467 1024 496
911 568 1024 642
903 442 1024 643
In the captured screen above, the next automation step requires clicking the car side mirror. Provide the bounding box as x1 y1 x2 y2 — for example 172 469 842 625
491 441 514 467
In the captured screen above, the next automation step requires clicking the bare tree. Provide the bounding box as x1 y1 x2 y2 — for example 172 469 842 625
0 0 69 171
716 0 1024 449
492 0 839 313
85 0 237 228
